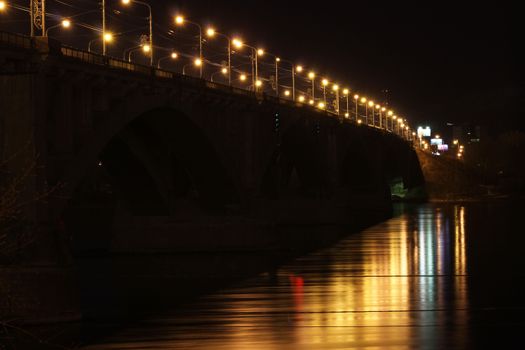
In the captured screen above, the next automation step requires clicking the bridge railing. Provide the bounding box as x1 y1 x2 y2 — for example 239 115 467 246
0 31 32 50
0 30 415 143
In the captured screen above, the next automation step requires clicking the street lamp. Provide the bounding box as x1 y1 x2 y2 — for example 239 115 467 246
125 43 150 62
206 29 233 85
368 101 374 126
332 84 340 115
102 0 107 55
308 71 315 101
353 94 359 122
343 88 349 118
322 78 329 106
233 39 263 91
175 15 203 78
157 51 177 68
380 107 386 129
45 18 71 37
122 0 153 66
360 97 367 124
0 1 5 11
211 66 229 82
375 104 380 128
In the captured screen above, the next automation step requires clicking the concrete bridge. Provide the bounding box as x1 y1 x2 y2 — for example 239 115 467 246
0 31 425 322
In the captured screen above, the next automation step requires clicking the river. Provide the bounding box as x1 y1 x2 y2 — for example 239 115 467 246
65 201 523 349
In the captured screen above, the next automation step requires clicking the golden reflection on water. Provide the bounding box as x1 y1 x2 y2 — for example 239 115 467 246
84 205 470 349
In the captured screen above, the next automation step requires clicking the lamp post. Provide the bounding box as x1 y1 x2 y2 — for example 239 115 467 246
275 57 280 96
89 32 113 53
45 18 70 37
368 101 374 126
332 84 340 115
122 0 153 66
238 42 263 92
322 78 328 106
211 67 229 82
360 97 367 124
343 88 349 118
387 110 394 131
206 29 232 85
375 104 380 127
273 58 301 100
292 65 303 101
380 107 386 129
125 43 150 62
175 15 202 78
102 0 106 55
157 51 177 68
353 95 359 122
308 72 316 101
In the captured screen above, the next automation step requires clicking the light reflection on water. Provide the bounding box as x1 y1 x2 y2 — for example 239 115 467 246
83 204 473 349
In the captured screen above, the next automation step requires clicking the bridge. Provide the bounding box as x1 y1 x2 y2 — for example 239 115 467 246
0 31 425 322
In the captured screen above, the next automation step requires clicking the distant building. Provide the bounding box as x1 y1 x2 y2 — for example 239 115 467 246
452 124 484 145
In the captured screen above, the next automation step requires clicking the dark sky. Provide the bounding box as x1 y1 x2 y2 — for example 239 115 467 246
2 1 521 135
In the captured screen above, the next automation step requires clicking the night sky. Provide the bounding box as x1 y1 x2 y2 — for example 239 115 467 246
2 1 521 135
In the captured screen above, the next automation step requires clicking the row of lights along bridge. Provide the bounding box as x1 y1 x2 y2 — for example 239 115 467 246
0 0 415 140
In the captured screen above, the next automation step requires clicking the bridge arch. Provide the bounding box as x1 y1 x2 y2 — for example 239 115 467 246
60 102 240 252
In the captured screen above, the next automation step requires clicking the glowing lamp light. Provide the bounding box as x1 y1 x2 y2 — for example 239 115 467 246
344 112 349 118
142 44 151 52
175 15 184 24
257 48 264 56
255 80 263 87
332 84 339 91
276 57 281 62
375 104 380 109
206 28 215 37
308 72 315 79
298 95 305 102
388 110 394 116
62 19 71 28
309 99 315 105
368 101 374 107
453 139 459 145
232 38 243 48
221 67 228 74
360 97 367 103
171 52 178 59
239 74 247 81
194 58 202 66
357 119 363 124
381 107 386 111
343 88 349 95
296 65 303 72
322 78 329 86
354 94 359 100
0 1 6 11
435 134 440 138
284 90 291 96
103 32 113 42
318 102 326 109
122 0 131 4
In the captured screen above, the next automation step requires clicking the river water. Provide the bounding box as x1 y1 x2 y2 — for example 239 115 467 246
69 202 525 348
